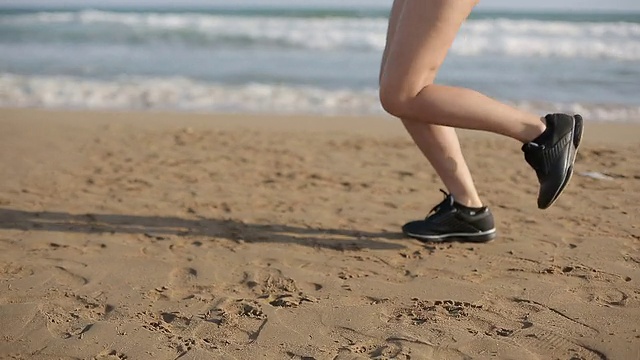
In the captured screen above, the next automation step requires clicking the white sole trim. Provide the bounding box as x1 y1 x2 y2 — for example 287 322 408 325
405 228 497 241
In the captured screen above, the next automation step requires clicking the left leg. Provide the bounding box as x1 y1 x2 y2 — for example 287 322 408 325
380 0 483 207
379 0 498 242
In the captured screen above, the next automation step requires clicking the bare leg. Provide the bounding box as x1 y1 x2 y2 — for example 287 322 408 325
379 0 405 85
379 0 546 144
380 0 488 206
381 0 583 240
401 121 483 206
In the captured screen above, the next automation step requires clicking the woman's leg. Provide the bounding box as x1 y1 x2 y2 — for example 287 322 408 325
379 0 404 85
380 0 484 207
380 0 583 241
379 0 546 143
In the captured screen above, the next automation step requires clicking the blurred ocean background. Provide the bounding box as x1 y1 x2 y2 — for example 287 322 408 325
1 5 639 121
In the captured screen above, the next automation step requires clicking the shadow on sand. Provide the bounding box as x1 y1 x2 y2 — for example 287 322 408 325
0 208 406 251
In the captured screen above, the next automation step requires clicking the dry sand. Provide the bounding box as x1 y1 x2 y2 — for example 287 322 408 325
0 108 639 360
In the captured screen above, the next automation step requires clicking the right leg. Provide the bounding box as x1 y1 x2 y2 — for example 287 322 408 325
379 0 546 144
381 0 581 211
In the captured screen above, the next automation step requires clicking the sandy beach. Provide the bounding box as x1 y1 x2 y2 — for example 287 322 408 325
0 108 639 359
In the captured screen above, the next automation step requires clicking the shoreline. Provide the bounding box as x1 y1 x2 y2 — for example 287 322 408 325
2 106 640 142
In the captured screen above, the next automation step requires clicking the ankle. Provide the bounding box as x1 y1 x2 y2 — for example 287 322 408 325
453 196 484 209
521 117 547 144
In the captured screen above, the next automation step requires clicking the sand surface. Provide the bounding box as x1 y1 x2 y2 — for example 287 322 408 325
0 108 639 360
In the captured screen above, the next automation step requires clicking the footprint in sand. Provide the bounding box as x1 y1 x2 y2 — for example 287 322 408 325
94 349 128 360
196 297 268 348
374 336 470 360
41 302 87 340
474 253 628 284
515 329 606 360
571 285 634 308
333 349 369 360
393 298 604 360
159 311 194 332
333 332 468 360
35 258 89 291
149 266 217 302
540 263 629 283
42 293 112 340
140 309 205 356
166 266 198 301
51 265 89 288
73 294 117 321
0 262 34 282
394 299 485 325
240 268 317 308
337 268 380 281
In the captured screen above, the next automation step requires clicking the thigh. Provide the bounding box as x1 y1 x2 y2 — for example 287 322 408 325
380 0 477 97
379 0 406 84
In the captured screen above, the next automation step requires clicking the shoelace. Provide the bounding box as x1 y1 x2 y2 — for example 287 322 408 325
523 142 546 153
426 189 455 219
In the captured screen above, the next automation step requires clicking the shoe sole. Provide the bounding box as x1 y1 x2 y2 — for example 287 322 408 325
404 228 497 243
539 114 584 209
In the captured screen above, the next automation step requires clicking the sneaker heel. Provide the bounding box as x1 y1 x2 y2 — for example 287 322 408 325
573 114 584 149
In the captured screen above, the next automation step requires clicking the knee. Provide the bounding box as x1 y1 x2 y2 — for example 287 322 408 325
379 83 411 119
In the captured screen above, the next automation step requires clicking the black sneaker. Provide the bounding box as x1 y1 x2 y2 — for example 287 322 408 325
522 113 584 209
402 190 496 243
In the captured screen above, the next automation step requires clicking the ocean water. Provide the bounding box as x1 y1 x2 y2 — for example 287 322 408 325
1 7 639 122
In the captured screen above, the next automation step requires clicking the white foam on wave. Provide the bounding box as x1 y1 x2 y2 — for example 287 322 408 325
455 19 640 60
1 10 387 51
3 10 640 60
466 18 640 37
1 73 638 122
0 73 382 115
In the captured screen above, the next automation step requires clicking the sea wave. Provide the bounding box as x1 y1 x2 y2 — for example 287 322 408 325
1 10 640 60
0 73 382 115
1 73 638 122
